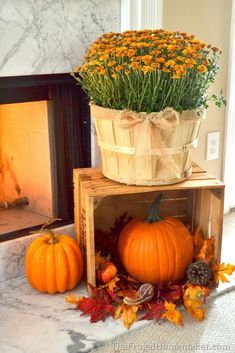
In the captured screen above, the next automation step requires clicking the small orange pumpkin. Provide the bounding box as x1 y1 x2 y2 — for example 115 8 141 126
25 229 83 294
118 193 194 285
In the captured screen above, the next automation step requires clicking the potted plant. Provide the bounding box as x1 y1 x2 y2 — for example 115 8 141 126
72 29 223 185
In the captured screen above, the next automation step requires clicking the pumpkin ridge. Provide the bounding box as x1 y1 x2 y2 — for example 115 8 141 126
31 244 48 292
174 220 193 275
161 220 178 282
25 241 44 283
55 243 69 292
166 218 192 282
152 222 161 284
45 245 57 294
125 224 142 277
157 221 172 283
60 242 82 289
163 221 176 282
59 237 84 265
171 221 186 281
141 224 152 282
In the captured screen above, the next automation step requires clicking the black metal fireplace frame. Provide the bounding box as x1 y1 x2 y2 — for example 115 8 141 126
0 73 91 241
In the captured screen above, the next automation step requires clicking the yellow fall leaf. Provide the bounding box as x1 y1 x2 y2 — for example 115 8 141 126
95 251 110 269
197 237 215 263
183 284 210 321
65 293 83 305
189 308 205 321
114 303 139 329
100 276 120 291
162 301 183 326
212 263 235 283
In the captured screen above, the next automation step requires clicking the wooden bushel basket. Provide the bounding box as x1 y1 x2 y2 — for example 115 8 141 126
91 103 206 186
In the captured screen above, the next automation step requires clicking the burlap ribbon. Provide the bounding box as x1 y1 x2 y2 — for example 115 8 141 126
119 108 180 130
119 108 182 176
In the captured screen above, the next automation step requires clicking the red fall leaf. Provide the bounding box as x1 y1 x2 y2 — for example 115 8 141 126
160 284 183 302
141 301 165 321
77 284 115 323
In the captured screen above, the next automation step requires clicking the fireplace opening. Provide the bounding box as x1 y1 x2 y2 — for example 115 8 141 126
0 101 53 235
0 74 91 241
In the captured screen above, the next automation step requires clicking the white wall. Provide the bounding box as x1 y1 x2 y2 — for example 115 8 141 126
163 0 232 179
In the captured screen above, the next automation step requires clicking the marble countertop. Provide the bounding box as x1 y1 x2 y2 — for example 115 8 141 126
1 227 234 353
0 275 146 353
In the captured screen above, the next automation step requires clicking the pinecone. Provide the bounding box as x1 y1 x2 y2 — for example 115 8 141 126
187 260 212 286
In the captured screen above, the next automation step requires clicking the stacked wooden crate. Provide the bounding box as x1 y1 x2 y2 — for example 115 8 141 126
73 163 224 289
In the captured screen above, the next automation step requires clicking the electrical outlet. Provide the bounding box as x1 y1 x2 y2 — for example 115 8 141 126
206 131 220 160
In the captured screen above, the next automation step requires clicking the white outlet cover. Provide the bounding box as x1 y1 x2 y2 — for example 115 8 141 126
206 131 220 160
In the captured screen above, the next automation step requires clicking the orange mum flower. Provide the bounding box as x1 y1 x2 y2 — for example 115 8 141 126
173 64 185 77
151 49 161 56
127 49 137 57
108 60 117 67
185 58 196 68
99 67 106 75
130 61 140 69
155 57 165 63
141 66 152 74
116 52 125 58
115 65 123 72
165 60 175 67
197 65 208 73
99 54 109 61
141 55 153 64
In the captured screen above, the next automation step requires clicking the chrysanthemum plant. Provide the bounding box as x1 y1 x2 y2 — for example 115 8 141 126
73 29 225 113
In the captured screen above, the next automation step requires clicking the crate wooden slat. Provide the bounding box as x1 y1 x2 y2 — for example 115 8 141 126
73 163 224 290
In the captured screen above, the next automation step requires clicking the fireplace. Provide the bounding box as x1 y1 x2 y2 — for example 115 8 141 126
0 74 91 241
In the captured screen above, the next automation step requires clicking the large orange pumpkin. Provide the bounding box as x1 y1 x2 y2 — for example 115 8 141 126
25 230 83 294
118 193 194 284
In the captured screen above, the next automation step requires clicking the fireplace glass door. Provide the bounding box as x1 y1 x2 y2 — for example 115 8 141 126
0 101 53 235
0 74 91 241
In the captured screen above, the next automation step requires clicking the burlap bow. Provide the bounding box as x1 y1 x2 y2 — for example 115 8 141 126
118 108 181 177
119 108 180 130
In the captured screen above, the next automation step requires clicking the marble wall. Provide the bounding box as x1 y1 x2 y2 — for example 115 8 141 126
0 0 120 77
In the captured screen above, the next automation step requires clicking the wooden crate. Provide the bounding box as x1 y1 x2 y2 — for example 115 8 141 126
73 163 224 289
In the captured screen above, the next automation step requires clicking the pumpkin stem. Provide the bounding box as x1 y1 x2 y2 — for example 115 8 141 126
40 218 62 244
47 230 59 244
145 193 166 223
40 218 62 231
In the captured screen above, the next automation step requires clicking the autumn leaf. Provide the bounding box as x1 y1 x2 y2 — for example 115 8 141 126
95 251 110 269
117 287 138 299
162 301 183 326
115 303 139 329
65 293 84 305
192 226 204 256
197 237 215 263
95 213 132 261
100 276 120 291
212 263 235 283
160 284 183 302
77 285 115 323
105 288 121 303
183 284 210 321
140 301 165 321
